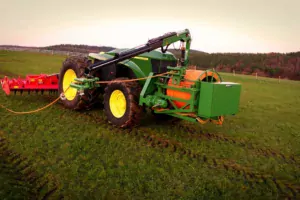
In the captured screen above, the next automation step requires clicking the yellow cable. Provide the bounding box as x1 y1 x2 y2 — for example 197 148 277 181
95 71 173 83
0 72 173 115
0 86 71 115
0 96 61 115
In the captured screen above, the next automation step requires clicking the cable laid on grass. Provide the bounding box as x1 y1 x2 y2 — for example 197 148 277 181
0 72 173 115
0 96 61 115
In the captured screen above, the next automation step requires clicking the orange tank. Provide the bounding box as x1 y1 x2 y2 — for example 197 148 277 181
166 70 221 108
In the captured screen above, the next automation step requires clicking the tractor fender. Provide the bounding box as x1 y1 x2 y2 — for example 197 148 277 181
118 60 146 79
88 53 146 81
88 53 113 61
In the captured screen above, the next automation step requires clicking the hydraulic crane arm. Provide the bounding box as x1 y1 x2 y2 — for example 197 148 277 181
85 29 192 75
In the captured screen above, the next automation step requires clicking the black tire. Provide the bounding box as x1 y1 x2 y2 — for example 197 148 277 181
104 78 143 128
58 56 99 110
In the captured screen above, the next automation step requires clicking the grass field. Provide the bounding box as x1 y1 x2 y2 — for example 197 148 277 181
0 50 300 199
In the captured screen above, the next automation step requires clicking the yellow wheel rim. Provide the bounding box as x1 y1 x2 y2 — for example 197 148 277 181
109 90 126 118
63 69 77 101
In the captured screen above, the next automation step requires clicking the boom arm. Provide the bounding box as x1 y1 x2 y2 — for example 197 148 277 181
85 29 191 75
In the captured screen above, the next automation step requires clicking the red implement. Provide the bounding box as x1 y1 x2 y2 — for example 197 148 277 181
0 74 59 95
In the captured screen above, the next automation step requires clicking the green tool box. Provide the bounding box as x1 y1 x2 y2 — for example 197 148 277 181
198 82 241 118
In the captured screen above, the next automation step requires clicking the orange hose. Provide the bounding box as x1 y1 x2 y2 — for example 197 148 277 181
166 70 221 109
0 97 60 115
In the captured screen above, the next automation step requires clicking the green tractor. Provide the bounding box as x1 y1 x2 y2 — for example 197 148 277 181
59 29 241 128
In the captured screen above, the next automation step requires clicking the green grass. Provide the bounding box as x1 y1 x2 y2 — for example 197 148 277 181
0 50 300 199
0 51 66 78
0 155 34 199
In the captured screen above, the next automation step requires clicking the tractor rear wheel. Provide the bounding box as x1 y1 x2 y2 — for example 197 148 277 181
103 78 143 128
58 56 99 110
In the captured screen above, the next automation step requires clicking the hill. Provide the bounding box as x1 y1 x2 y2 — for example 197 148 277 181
42 44 115 53
1 44 299 80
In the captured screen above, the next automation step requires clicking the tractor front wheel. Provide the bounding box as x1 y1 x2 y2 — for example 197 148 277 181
58 56 99 110
104 78 143 128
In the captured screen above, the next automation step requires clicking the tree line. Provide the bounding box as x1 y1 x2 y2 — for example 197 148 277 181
170 50 300 80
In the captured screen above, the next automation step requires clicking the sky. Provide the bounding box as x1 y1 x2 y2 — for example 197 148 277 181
0 0 299 53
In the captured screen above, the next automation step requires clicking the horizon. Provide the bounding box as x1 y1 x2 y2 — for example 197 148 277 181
1 44 300 54
0 0 299 54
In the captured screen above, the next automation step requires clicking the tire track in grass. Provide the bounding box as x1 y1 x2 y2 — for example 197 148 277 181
6 94 298 166
17 97 300 198
173 122 300 167
80 112 300 199
0 137 61 200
